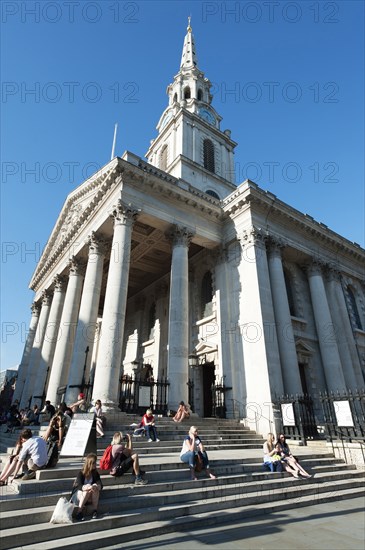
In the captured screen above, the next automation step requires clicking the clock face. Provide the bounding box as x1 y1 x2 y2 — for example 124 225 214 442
198 108 216 125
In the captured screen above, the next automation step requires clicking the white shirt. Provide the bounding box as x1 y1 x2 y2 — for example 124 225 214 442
19 436 48 467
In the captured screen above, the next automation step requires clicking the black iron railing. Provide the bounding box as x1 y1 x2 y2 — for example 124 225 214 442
119 376 169 415
320 389 365 441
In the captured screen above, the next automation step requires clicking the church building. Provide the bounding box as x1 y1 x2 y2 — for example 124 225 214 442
14 21 365 436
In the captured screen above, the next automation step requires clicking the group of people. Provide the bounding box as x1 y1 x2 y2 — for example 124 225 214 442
0 394 106 486
263 433 312 479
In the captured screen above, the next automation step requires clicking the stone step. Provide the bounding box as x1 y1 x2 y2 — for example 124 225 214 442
1 469 364 530
5 457 355 498
2 478 364 550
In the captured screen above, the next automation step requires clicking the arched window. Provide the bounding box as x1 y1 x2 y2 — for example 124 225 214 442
347 287 363 330
206 189 220 200
284 270 296 316
160 145 168 170
148 303 156 339
201 271 213 318
203 139 215 173
197 89 203 101
184 86 191 99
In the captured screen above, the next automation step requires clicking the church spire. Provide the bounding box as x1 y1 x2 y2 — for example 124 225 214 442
180 16 198 70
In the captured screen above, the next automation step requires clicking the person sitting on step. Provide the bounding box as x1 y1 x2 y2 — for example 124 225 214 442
276 434 312 479
263 432 283 473
110 431 147 485
10 428 48 481
141 409 160 442
180 426 217 481
73 453 103 521
90 399 106 438
42 410 68 449
173 401 190 423
0 435 23 485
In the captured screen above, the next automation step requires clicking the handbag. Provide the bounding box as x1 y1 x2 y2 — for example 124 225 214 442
49 497 75 524
194 452 204 473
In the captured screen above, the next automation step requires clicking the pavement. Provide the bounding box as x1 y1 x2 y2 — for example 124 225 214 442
102 496 365 550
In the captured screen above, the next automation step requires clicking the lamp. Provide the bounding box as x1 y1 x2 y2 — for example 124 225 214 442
188 354 198 368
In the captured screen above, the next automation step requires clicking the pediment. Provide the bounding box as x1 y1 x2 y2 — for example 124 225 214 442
30 159 121 290
195 341 218 355
295 339 315 355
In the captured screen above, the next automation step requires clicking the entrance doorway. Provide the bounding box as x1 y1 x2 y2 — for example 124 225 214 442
202 362 215 417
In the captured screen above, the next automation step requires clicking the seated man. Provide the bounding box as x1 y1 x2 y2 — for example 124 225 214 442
11 429 48 480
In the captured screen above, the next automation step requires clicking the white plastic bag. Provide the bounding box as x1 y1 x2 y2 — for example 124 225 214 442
49 497 75 524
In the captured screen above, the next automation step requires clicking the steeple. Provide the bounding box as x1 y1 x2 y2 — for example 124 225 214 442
145 20 237 196
180 17 198 70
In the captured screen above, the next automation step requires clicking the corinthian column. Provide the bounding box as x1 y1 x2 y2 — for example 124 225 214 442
91 201 138 408
326 268 363 388
12 302 41 405
46 258 85 405
20 290 52 409
66 233 106 404
167 225 194 410
267 240 302 394
306 261 346 391
31 276 67 407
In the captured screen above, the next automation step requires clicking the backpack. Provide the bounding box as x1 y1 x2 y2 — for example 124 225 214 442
99 445 113 470
46 438 59 468
110 456 133 477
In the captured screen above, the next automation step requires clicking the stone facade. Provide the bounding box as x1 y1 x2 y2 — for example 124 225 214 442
16 23 365 436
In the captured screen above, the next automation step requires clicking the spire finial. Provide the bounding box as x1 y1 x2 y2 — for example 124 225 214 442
187 15 192 32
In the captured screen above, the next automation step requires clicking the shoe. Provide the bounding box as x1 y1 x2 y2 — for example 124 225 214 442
135 477 148 486
0 480 8 486
148 439 153 442
155 438 160 442
76 511 84 521
91 510 98 519
14 473 24 480
22 471 36 480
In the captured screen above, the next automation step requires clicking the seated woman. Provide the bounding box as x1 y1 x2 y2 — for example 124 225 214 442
173 401 190 423
263 433 283 472
180 426 216 481
73 453 103 521
42 411 68 449
141 409 160 442
0 435 22 485
110 432 147 485
276 434 312 479
90 400 105 438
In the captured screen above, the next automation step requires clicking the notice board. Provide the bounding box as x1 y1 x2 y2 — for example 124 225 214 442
60 413 97 457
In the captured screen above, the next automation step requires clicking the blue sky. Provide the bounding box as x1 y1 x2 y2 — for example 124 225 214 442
1 0 364 369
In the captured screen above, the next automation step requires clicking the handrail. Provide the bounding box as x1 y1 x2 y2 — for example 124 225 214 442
327 426 365 465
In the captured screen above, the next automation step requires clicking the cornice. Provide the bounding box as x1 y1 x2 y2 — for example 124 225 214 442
30 160 120 290
223 180 365 262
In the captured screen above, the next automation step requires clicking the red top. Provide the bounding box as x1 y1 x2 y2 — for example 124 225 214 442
141 413 154 426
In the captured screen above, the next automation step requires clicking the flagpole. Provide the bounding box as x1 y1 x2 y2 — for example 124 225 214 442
111 123 118 159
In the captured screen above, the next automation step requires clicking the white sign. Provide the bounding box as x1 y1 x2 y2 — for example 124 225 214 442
139 386 150 408
333 401 354 427
281 403 296 426
60 413 95 457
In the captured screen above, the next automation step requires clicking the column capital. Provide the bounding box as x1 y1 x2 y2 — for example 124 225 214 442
41 289 52 306
86 231 108 256
266 236 286 257
239 226 267 248
305 259 325 277
53 274 67 292
30 301 41 316
110 199 139 227
167 224 195 247
68 256 86 276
